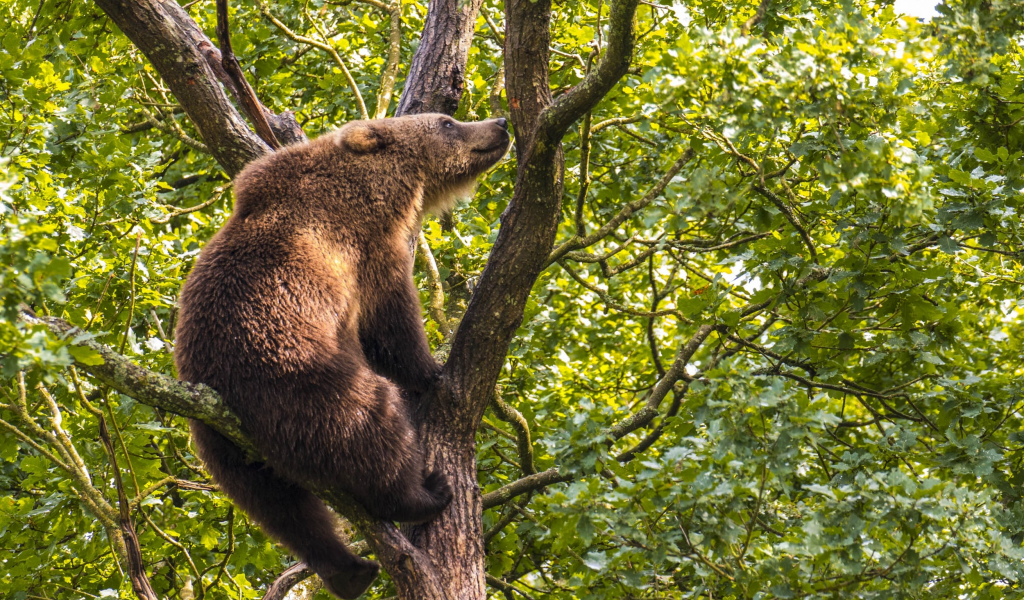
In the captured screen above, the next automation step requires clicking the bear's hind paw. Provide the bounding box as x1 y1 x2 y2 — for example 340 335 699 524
320 559 380 600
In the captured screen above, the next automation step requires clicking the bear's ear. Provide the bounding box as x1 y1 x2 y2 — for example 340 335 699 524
339 122 391 153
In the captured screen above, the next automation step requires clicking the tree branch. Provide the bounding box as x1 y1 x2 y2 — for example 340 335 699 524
742 0 772 34
352 0 403 118
490 391 535 476
751 184 818 264
256 2 369 121
607 324 715 440
26 313 254 455
443 0 643 437
98 414 159 600
261 563 315 600
548 148 694 265
416 232 451 337
481 468 572 509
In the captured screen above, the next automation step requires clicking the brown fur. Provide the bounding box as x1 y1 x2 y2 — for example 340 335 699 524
174 115 510 599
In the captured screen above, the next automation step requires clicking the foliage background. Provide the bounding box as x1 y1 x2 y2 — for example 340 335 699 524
1 0 1023 598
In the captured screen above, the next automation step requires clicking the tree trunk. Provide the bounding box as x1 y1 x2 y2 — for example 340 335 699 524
394 0 485 116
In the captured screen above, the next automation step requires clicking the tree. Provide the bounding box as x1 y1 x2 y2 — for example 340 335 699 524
1 0 1023 598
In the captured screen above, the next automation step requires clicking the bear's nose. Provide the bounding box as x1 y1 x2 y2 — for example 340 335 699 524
496 117 508 130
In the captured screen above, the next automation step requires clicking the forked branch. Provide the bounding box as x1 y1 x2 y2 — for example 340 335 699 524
93 0 268 175
538 0 642 146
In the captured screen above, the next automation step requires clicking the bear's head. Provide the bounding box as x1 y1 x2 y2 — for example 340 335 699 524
338 114 511 214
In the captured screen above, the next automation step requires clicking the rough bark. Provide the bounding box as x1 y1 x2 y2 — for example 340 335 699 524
394 0 485 116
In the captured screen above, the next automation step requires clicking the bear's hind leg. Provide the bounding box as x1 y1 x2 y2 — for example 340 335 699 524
190 421 378 599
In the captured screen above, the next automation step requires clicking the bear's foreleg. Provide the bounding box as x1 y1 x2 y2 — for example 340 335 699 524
190 421 379 599
358 277 441 394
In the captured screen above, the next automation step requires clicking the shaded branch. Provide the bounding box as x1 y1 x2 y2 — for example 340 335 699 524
607 324 715 440
261 563 315 600
591 114 644 133
98 414 159 600
490 391 535 476
481 468 572 509
751 184 818 264
138 107 209 153
742 0 772 34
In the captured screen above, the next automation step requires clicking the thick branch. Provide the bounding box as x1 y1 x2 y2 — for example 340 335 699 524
442 0 561 438
29 314 254 455
444 0 642 434
327 491 450 599
93 0 269 176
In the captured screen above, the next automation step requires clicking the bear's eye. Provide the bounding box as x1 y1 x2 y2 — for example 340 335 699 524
443 121 454 129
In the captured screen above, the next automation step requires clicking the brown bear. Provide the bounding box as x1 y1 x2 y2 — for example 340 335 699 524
174 114 510 599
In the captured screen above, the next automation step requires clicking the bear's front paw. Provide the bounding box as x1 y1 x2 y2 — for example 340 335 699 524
402 362 443 395
423 469 454 509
